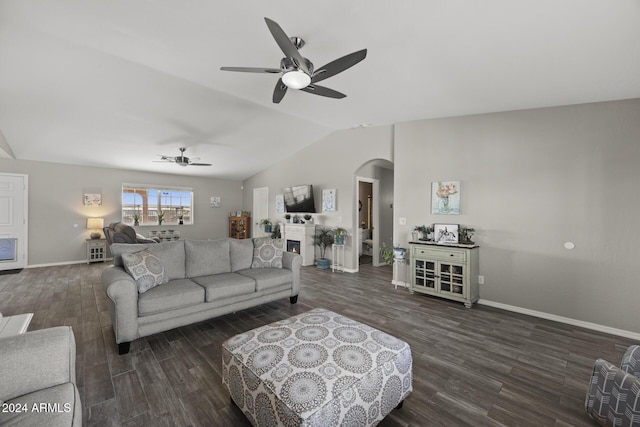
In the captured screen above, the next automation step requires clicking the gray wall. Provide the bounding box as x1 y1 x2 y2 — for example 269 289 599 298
0 158 243 265
244 98 640 334
393 99 640 333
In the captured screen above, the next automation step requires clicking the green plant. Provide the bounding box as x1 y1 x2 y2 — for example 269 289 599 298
414 225 433 240
271 224 282 239
133 214 140 222
379 243 395 266
334 227 347 237
303 214 312 221
284 214 291 220
157 211 164 224
313 227 334 259
260 219 271 226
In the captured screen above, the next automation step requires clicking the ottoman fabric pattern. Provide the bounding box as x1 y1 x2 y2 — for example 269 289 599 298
222 308 412 426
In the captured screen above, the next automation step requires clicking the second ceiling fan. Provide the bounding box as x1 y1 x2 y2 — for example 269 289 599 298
221 17 367 103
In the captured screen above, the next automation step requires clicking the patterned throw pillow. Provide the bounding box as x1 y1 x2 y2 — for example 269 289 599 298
251 238 284 269
121 249 168 293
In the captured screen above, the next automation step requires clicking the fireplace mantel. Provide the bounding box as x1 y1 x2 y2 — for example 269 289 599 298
283 223 315 267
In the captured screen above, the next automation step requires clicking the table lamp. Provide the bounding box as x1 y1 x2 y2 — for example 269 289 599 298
87 217 104 239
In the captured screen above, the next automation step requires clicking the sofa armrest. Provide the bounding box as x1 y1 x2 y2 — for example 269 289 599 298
621 345 640 377
282 251 302 296
585 358 640 425
0 326 76 402
101 265 140 343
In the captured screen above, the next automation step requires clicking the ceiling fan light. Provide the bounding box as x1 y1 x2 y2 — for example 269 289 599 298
282 70 311 89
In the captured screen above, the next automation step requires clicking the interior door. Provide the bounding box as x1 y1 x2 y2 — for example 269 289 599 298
0 173 28 270
252 187 269 237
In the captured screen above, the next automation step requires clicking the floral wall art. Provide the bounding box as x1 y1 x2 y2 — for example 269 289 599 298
431 181 460 215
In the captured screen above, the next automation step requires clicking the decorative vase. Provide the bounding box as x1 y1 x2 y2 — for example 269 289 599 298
134 220 139 226
335 235 345 245
317 258 330 269
264 224 272 233
179 219 183 225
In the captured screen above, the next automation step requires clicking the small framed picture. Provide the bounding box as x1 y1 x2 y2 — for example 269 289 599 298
434 224 459 244
84 193 102 206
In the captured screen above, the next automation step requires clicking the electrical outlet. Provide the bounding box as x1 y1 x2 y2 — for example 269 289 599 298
478 275 484 285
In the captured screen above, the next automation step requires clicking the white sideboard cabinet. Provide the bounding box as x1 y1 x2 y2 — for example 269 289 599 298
409 242 479 308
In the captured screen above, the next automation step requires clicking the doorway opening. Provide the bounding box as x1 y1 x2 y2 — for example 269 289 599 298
358 180 374 265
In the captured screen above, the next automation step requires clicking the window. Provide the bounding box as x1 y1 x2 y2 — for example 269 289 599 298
122 184 193 225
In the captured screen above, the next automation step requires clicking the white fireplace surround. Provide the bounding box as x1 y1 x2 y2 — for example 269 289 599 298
283 223 315 267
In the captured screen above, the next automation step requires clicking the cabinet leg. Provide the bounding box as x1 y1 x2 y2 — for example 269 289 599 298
464 302 473 308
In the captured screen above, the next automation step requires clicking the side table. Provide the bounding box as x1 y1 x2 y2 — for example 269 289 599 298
331 243 345 272
86 239 107 263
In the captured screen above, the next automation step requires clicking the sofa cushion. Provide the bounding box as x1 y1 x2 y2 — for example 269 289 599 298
251 238 284 269
184 239 231 278
191 273 256 302
111 240 186 280
229 238 254 272
138 279 205 316
121 249 168 294
0 382 81 427
237 268 293 291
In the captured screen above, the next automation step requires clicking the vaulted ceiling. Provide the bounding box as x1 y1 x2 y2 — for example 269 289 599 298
1 1 639 180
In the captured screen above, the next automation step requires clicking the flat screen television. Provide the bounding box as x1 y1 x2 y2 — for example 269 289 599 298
283 185 316 213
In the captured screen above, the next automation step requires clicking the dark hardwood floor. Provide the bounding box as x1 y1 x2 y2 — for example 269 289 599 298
0 261 633 426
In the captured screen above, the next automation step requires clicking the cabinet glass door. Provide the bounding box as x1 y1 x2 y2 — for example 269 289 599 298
439 263 464 295
414 260 436 289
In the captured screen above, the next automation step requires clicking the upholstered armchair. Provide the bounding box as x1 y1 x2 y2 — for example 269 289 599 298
103 222 159 245
585 345 640 426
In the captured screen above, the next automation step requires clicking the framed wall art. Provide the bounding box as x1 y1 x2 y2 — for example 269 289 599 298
322 189 336 212
83 193 102 206
434 223 459 244
431 181 460 215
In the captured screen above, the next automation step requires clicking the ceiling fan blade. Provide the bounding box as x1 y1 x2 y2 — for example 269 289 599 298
311 49 367 84
300 84 346 99
220 66 281 74
189 163 212 166
264 17 310 75
273 78 288 103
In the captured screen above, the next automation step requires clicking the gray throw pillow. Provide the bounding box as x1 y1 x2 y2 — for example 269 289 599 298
121 249 168 293
251 238 284 269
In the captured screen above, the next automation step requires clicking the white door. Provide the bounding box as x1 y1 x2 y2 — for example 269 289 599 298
0 174 28 270
252 187 269 237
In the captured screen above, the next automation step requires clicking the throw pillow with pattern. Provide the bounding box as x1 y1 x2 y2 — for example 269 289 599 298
251 238 284 269
121 249 168 293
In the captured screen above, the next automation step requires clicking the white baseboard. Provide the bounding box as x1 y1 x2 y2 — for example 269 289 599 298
392 280 409 288
478 299 640 341
26 259 112 269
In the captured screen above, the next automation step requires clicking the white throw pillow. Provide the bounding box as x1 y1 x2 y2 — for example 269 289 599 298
251 238 284 268
121 249 168 293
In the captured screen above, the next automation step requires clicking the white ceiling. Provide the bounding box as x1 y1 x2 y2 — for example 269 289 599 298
1 0 639 180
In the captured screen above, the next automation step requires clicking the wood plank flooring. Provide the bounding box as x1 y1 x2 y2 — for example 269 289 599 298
0 262 634 426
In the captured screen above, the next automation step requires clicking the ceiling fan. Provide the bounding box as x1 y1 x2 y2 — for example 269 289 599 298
155 147 212 167
221 17 367 103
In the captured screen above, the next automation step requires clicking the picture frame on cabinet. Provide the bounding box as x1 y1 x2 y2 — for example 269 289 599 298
434 224 459 244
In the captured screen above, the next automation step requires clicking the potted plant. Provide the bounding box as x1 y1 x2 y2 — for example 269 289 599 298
414 225 430 241
313 227 334 269
260 219 272 233
157 211 165 225
380 243 395 266
133 214 140 226
271 224 281 239
178 214 184 225
284 213 291 223
334 227 347 245
459 226 476 244
303 214 313 224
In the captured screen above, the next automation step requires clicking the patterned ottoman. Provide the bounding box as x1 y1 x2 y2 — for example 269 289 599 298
222 308 412 426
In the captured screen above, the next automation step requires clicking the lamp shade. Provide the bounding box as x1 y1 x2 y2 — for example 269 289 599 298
282 70 311 89
87 218 104 239
87 218 104 230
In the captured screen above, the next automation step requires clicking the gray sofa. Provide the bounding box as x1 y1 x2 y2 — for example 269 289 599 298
0 326 81 427
102 238 302 354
